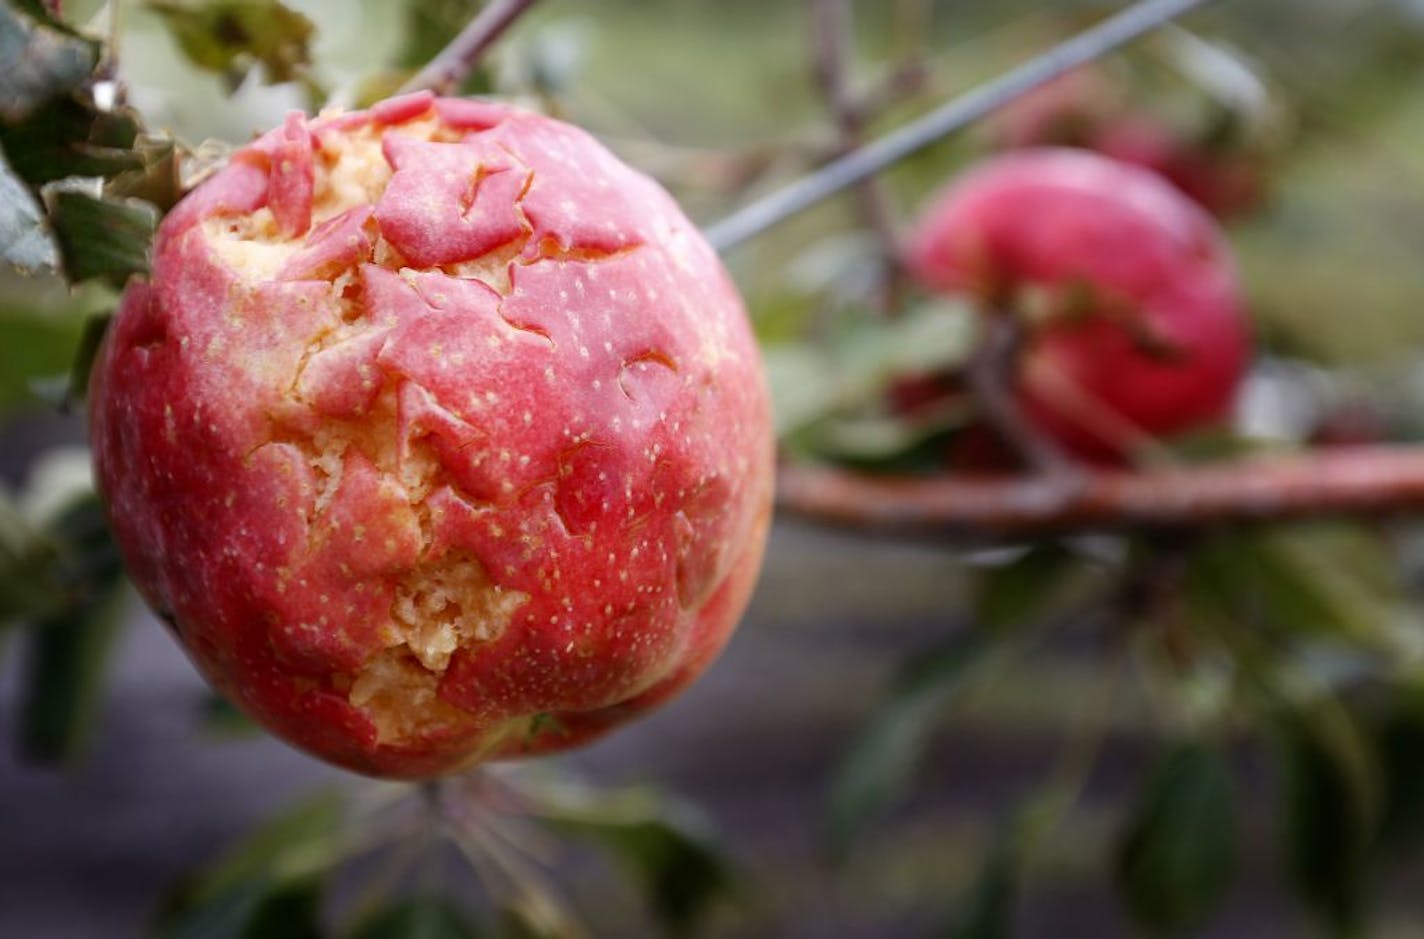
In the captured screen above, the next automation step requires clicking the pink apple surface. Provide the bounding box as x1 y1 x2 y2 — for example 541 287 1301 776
906 148 1250 461
90 92 774 779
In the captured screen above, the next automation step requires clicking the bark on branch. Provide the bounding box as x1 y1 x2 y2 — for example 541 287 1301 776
777 446 1424 538
400 0 541 96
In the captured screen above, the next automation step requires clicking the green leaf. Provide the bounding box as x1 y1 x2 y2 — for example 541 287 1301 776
765 299 976 438
533 785 736 935
350 898 481 939
0 0 99 123
192 790 347 904
1376 690 1424 854
825 631 993 855
0 488 59 622
0 149 58 273
974 542 1098 633
1116 742 1237 933
1277 715 1380 934
147 0 316 88
941 827 1019 939
1187 525 1410 653
199 690 262 739
43 183 155 287
156 877 324 939
1 98 145 185
17 576 126 762
65 311 110 406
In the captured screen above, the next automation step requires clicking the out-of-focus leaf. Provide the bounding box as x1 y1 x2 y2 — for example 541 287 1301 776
1116 741 1237 933
65 311 110 405
825 631 993 855
350 898 482 939
941 811 1024 939
766 299 975 438
0 490 59 623
199 691 262 739
497 896 579 939
1187 525 1412 653
974 542 1101 633
1376 689 1424 853
533 784 735 935
155 877 324 939
191 790 347 904
1277 712 1382 934
395 0 480 70
0 0 98 123
0 151 58 273
17 575 126 761
43 183 155 287
146 0 316 88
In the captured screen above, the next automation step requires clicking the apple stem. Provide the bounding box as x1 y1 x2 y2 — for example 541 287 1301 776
777 445 1424 538
965 312 1079 479
705 0 1216 253
809 0 906 315
399 0 542 96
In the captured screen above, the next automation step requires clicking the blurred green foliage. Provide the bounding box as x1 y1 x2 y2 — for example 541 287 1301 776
8 1 1424 938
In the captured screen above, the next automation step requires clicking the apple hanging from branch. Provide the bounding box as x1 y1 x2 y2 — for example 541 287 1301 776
89 91 774 779
905 147 1252 464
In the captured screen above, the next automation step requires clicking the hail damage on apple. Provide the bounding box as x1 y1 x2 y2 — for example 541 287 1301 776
89 92 774 779
906 148 1251 462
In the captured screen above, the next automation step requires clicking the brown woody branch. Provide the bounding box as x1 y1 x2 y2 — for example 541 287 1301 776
810 0 904 311
777 446 1424 538
399 0 541 96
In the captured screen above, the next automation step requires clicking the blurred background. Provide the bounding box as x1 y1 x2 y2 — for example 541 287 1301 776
8 1 1424 936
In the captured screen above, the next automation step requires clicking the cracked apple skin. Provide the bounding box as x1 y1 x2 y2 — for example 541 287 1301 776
906 148 1250 462
89 92 773 779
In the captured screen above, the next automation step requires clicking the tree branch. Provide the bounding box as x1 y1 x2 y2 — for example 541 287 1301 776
965 312 1075 475
810 0 904 311
705 0 1215 253
399 0 541 96
777 446 1424 538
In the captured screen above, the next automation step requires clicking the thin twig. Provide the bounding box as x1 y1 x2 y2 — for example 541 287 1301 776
399 0 541 96
777 446 1424 538
810 0 904 313
965 313 1075 476
705 0 1215 253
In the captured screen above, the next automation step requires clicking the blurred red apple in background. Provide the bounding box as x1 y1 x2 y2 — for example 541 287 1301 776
906 148 1251 463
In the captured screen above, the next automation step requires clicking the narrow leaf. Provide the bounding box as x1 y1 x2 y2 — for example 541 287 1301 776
17 576 126 761
1277 716 1378 934
350 898 482 939
974 542 1095 633
533 784 736 935
825 631 991 855
941 811 1024 939
1116 742 1237 933
193 790 346 904
43 183 156 287
156 878 324 939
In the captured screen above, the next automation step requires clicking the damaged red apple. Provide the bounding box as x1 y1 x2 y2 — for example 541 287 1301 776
89 92 774 779
906 148 1251 462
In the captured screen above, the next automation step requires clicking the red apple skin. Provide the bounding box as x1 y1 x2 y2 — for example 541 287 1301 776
988 69 1268 221
90 92 774 779
906 148 1250 462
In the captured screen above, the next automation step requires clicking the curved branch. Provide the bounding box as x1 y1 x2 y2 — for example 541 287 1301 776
705 0 1215 253
399 0 541 96
777 446 1424 538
